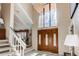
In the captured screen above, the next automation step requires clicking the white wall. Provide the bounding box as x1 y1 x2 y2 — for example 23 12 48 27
21 4 33 20
56 3 71 55
14 16 27 30
14 3 33 30
71 4 79 55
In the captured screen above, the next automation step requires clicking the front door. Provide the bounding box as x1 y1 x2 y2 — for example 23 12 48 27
38 28 58 53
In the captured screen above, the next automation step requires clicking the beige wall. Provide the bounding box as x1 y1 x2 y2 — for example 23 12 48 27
32 6 39 50
1 4 11 39
56 3 71 55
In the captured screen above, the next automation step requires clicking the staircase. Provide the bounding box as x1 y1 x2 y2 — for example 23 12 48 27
0 39 12 56
0 27 32 56
0 28 13 56
10 27 26 56
0 27 27 56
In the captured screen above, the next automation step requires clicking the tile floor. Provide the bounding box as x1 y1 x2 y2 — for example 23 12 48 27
25 50 59 56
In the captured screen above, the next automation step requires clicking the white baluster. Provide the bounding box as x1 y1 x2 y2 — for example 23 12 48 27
22 47 24 56
20 44 21 56
10 27 26 56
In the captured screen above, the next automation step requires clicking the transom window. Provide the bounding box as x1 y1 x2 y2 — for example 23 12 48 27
38 3 57 28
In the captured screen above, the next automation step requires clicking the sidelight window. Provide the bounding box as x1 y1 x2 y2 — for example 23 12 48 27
39 34 41 45
45 34 48 46
53 33 56 47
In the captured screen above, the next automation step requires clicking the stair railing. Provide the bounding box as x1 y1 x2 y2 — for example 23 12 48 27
10 27 26 56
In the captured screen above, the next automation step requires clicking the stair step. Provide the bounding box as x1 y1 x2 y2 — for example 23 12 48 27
0 50 9 54
0 40 8 43
0 47 10 52
0 39 11 55
0 43 9 46
0 52 12 56
0 43 10 48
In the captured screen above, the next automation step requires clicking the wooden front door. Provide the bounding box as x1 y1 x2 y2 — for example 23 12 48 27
38 28 58 53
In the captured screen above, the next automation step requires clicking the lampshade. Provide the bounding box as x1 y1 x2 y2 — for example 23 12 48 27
64 34 79 47
0 18 4 24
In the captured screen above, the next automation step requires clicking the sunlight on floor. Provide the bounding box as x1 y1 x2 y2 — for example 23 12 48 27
30 53 39 56
25 50 58 56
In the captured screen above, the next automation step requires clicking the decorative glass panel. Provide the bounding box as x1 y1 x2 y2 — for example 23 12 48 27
39 34 41 45
51 10 57 26
44 4 49 27
38 3 57 28
45 34 48 46
38 13 43 28
45 11 49 27
53 33 56 47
